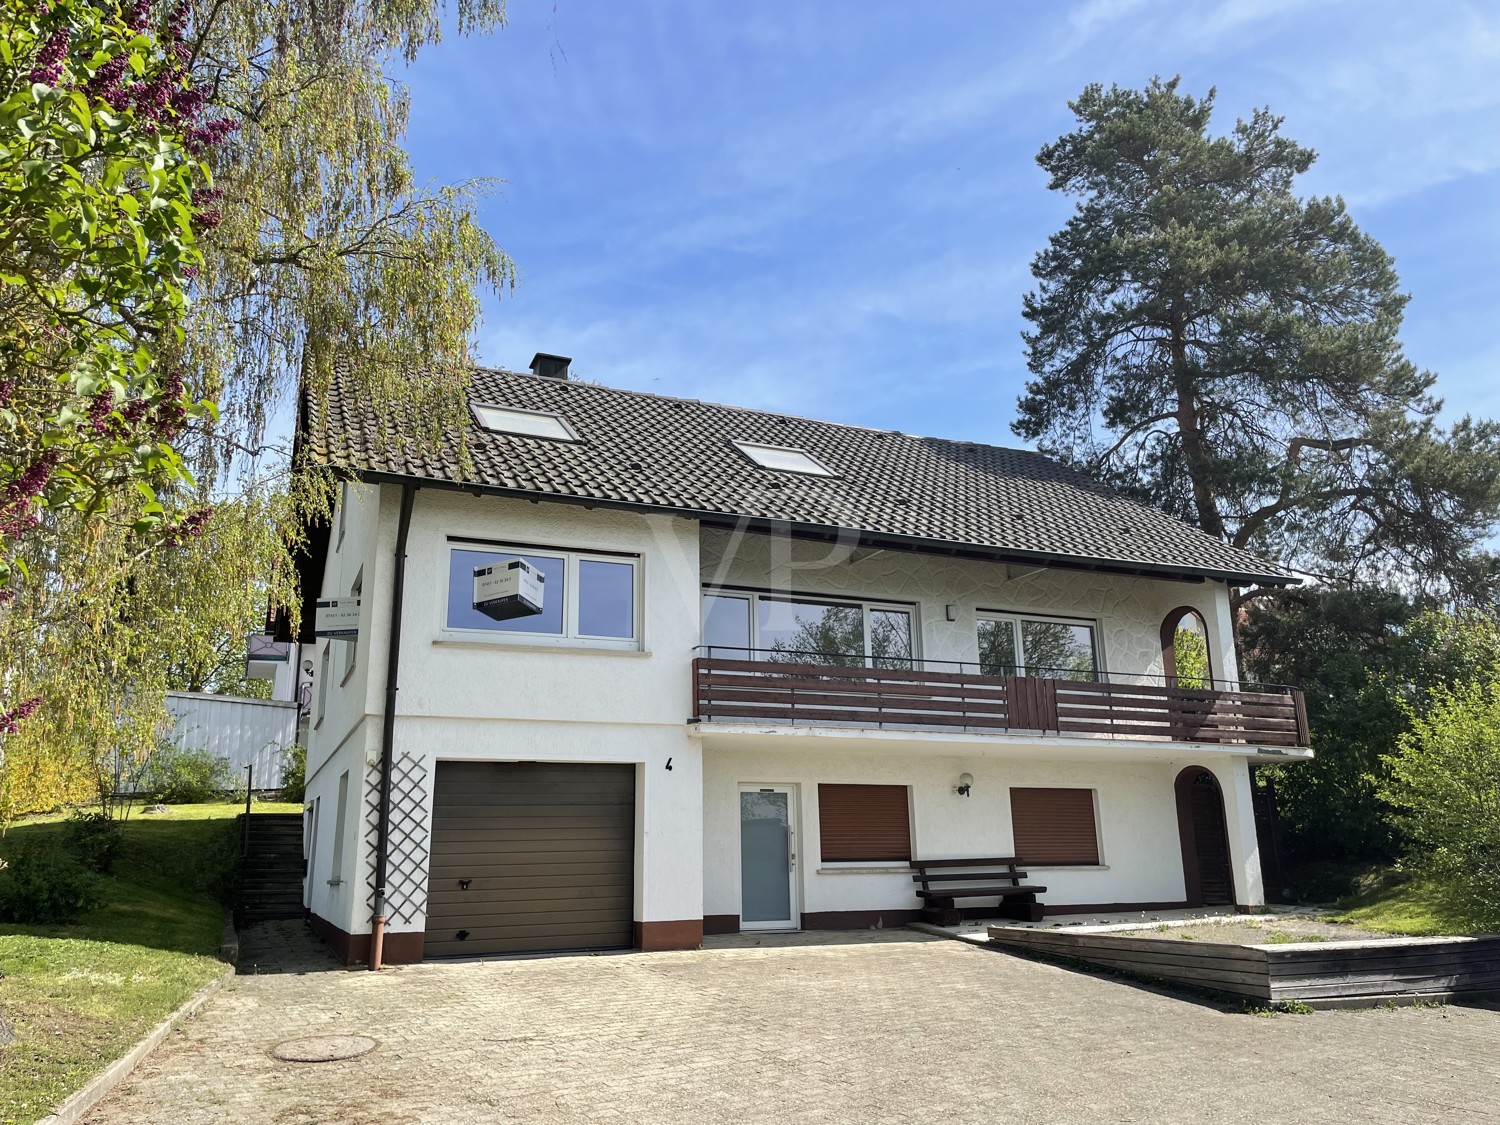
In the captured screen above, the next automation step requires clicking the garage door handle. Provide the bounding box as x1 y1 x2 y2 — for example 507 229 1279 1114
459 879 471 890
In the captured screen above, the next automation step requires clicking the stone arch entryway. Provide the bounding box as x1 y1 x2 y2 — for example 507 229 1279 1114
1174 766 1236 907
1161 606 1211 687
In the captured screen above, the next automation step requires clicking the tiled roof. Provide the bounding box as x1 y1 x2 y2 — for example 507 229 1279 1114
303 367 1296 585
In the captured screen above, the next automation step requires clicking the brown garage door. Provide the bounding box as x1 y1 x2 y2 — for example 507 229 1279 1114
425 762 635 957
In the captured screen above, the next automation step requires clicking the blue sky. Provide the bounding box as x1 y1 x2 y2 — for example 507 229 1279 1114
398 0 1500 446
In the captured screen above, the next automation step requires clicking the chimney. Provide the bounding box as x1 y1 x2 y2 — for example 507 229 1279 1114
530 352 572 380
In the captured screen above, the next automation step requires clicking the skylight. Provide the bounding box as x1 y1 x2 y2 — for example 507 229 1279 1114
731 440 835 477
473 404 578 441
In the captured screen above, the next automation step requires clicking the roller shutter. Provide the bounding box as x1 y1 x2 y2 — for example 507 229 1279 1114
818 784 911 862
425 761 635 957
1009 787 1099 865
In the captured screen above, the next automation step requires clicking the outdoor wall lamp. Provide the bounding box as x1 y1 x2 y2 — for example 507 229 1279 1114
955 772 974 797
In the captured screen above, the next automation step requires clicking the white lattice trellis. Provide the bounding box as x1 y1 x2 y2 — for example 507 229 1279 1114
363 751 430 927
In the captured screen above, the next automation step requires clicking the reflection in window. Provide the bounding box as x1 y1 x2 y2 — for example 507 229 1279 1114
759 598 864 666
701 592 916 668
870 608 914 670
447 549 565 634
977 618 1018 677
445 545 637 645
578 559 634 638
703 594 751 657
1022 620 1097 680
977 614 1098 681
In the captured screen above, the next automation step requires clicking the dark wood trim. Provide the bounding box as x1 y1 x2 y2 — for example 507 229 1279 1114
694 656 1309 747
1174 766 1237 908
801 909 923 930
633 919 703 951
309 912 425 965
703 914 740 935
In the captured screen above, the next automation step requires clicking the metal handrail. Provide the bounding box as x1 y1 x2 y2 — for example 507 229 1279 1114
691 645 1295 695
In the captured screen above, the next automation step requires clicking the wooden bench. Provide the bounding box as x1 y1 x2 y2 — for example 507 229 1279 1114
912 858 1046 924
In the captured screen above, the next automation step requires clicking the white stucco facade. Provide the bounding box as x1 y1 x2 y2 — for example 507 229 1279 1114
302 482 1294 961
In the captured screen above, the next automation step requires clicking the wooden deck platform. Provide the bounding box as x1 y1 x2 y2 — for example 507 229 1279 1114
984 925 1500 1008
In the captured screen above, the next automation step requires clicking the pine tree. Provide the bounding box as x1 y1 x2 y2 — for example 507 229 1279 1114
1015 77 1500 601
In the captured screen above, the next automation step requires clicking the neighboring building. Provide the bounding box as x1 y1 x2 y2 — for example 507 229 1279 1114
292 354 1311 964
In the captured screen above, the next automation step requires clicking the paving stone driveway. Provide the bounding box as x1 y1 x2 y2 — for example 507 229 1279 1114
86 924 1500 1125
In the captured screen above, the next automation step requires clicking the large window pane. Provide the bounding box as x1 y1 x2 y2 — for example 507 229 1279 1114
702 595 751 657
1021 620 1097 680
447 549 564 634
578 559 635 638
758 598 864 665
870 609 914 670
977 618 1019 676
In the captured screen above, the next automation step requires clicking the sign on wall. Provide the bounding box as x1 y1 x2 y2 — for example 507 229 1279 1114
472 559 545 622
315 597 361 639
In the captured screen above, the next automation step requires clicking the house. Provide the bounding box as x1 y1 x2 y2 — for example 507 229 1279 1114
291 354 1311 965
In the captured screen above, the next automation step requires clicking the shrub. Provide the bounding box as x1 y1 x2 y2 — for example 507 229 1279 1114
63 811 124 873
0 845 107 924
1381 680 1500 930
280 744 307 804
139 745 236 804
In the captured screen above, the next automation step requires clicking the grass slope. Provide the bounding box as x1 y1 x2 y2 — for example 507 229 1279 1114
1331 871 1479 937
0 802 296 1125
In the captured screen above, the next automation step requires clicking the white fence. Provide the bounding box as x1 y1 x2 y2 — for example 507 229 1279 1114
164 692 299 789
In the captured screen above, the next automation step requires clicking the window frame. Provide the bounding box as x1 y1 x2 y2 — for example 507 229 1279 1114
729 439 837 478
340 568 362 685
315 642 330 729
975 609 1103 679
441 538 642 650
471 402 581 442
700 587 920 665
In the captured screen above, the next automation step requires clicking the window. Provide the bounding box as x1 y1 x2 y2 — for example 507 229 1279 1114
977 613 1099 680
472 403 579 441
1009 787 1100 865
329 771 349 886
700 590 915 667
341 569 362 684
730 440 835 477
818 784 911 862
445 542 638 648
315 643 330 728
336 481 348 548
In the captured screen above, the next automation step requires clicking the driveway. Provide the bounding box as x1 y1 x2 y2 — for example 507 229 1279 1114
86 925 1500 1124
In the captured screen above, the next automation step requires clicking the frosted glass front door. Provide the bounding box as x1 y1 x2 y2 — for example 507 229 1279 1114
740 788 796 928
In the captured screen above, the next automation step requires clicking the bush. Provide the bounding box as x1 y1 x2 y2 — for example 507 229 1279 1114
0 845 107 924
138 745 236 804
280 744 307 804
1381 680 1500 930
63 811 124 873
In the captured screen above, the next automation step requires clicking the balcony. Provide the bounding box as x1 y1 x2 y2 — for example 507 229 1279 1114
691 649 1310 749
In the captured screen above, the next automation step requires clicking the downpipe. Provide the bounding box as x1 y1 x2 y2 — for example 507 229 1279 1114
370 483 416 970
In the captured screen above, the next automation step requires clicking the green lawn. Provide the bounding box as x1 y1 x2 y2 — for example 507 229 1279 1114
1329 868 1481 937
0 801 296 1125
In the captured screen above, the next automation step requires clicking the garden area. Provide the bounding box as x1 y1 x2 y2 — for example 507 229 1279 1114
0 802 296 1125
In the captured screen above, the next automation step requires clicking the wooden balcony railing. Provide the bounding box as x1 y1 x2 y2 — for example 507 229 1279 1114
692 650 1310 748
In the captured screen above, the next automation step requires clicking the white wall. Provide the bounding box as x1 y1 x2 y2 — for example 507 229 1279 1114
701 527 1241 682
307 486 705 938
703 745 1265 920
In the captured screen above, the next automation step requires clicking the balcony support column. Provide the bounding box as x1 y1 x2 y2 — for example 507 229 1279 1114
1209 757 1265 909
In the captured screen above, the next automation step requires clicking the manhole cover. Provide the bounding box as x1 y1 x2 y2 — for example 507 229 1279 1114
271 1034 378 1062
